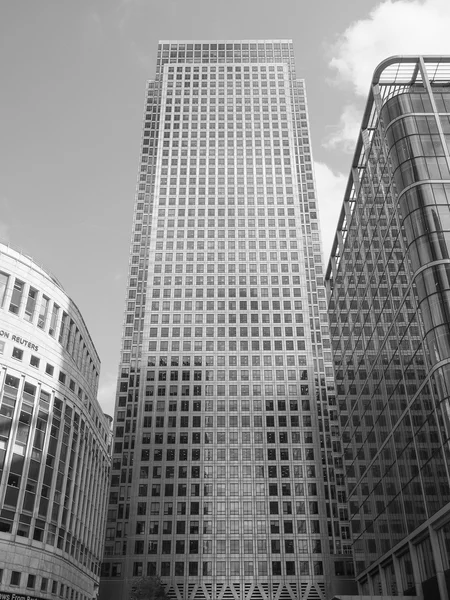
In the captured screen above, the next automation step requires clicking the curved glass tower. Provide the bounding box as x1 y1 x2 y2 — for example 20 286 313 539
100 40 354 600
326 56 450 599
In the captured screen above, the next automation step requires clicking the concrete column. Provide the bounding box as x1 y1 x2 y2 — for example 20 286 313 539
408 540 424 598
367 566 383 596
392 553 403 596
429 526 448 600
379 563 389 597
367 568 376 596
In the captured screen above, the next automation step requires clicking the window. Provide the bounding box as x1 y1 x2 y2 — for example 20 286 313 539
10 571 21 586
12 347 23 360
9 279 24 314
286 561 295 575
299 561 309 575
49 304 59 336
314 561 323 575
24 287 38 321
38 296 50 329
0 272 9 307
58 312 68 344
27 574 36 589
272 562 282 576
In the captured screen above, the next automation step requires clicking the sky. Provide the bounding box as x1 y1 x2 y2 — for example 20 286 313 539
1 0 449 415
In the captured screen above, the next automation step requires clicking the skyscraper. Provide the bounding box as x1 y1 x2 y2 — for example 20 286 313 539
100 40 355 600
326 56 450 599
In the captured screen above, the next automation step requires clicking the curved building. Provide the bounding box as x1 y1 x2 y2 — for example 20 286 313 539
0 244 112 600
326 56 450 599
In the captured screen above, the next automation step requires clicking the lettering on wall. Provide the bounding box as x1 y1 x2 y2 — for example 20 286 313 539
0 592 46 600
0 330 39 352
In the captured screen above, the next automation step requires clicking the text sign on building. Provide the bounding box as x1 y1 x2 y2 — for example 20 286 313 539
0 329 39 352
0 592 45 600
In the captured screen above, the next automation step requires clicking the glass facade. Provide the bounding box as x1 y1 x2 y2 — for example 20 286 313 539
326 56 450 599
100 40 354 600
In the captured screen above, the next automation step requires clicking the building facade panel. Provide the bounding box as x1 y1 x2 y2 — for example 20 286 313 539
0 244 112 600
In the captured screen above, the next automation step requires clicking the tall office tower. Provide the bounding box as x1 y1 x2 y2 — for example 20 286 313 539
0 243 112 600
100 40 355 600
326 56 450 599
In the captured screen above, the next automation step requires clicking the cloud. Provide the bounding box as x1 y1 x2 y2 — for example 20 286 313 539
115 0 146 34
129 40 154 70
314 162 347 264
0 222 9 243
0 222 9 242
97 372 118 416
83 9 106 47
330 0 450 97
88 10 102 27
326 0 450 150
324 103 363 154
0 198 11 243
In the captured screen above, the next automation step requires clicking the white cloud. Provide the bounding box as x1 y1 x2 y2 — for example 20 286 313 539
129 40 154 70
330 0 450 97
326 0 450 150
115 0 143 34
97 372 118 416
324 103 363 154
0 222 9 243
314 162 347 265
0 198 10 243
